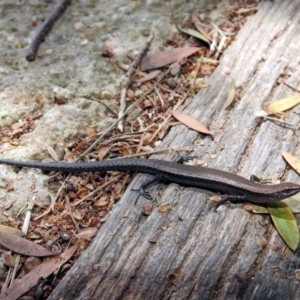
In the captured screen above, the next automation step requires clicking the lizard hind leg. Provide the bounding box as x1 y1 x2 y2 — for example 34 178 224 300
213 195 247 211
131 174 166 200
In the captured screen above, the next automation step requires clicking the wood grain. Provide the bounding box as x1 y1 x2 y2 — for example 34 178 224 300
49 1 300 299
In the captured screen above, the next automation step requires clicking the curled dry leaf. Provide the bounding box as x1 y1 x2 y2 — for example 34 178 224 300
10 139 20 146
264 95 300 115
225 82 236 109
170 61 181 75
2 251 15 267
98 147 110 161
158 202 170 213
75 227 98 240
270 242 279 252
47 146 59 161
141 47 200 71
172 109 212 135
11 122 25 131
295 269 300 280
282 151 300 175
281 245 289 259
210 194 221 203
86 127 97 137
73 210 83 220
142 203 153 216
255 235 267 248
170 56 187 75
243 203 253 212
135 70 161 84
94 198 108 207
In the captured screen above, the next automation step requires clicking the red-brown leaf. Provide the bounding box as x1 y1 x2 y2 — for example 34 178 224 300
141 47 200 71
171 110 212 135
0 245 77 300
0 231 59 257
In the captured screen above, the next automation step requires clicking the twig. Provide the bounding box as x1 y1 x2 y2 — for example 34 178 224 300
90 97 118 115
98 134 142 146
118 34 154 131
259 115 296 127
75 175 121 206
26 0 72 61
283 81 300 93
154 85 166 106
192 56 203 88
77 69 168 161
65 195 80 233
148 90 191 144
74 147 192 206
51 239 72 287
113 146 193 159
212 24 227 60
34 174 71 220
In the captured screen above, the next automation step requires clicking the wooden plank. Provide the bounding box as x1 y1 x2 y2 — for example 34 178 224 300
49 1 300 299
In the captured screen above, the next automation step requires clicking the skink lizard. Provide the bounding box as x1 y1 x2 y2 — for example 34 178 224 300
0 158 299 208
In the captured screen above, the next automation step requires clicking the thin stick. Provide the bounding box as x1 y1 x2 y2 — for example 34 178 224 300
74 176 121 206
283 81 300 93
34 174 71 220
118 34 154 131
65 195 80 233
148 90 191 144
26 0 72 61
98 134 142 147
192 56 203 88
259 115 296 127
77 70 168 161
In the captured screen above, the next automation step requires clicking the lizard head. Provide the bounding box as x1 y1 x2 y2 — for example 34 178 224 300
272 182 300 201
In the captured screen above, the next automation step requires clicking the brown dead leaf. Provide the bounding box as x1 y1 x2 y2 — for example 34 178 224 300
141 47 200 71
86 127 97 137
255 235 267 248
94 198 108 207
47 146 59 162
0 245 77 300
264 95 300 115
158 203 170 213
97 147 110 161
75 227 98 240
136 70 161 84
225 83 236 109
0 225 25 237
2 251 15 267
170 56 187 75
192 12 211 42
0 231 59 257
142 203 153 216
282 151 300 175
171 110 212 135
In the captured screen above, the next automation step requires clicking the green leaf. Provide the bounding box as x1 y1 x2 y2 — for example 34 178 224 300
267 202 299 251
178 27 210 44
252 193 300 214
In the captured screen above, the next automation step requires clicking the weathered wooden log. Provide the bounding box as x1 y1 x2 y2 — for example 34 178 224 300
49 1 300 299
